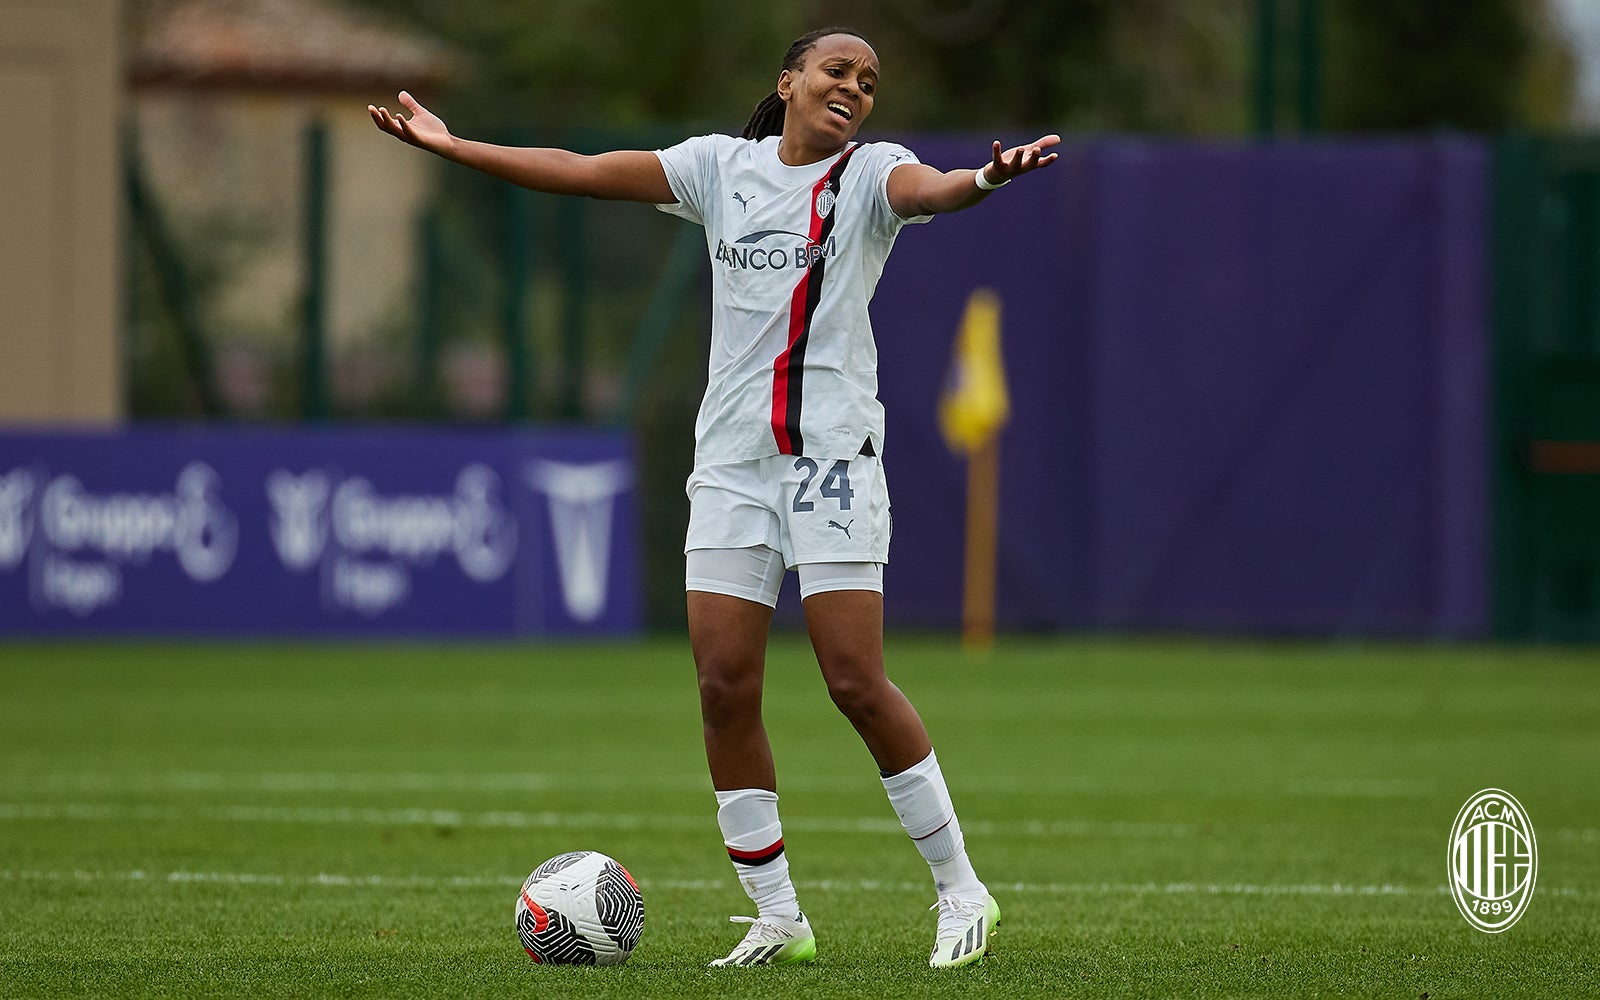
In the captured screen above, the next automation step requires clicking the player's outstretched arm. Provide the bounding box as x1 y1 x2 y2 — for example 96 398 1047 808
887 134 1060 219
368 91 675 204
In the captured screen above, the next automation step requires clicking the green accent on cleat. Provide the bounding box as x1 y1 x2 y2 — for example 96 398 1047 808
710 912 818 967
928 893 1000 968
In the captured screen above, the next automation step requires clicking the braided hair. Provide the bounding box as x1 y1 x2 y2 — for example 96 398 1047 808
741 26 869 141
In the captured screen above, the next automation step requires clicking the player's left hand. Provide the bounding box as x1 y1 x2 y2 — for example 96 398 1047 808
985 135 1061 183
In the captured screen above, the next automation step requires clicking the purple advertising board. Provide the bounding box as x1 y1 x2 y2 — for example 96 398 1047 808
869 135 1490 637
0 427 639 636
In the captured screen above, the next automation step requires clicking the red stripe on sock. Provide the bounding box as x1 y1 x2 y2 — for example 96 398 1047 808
727 838 785 865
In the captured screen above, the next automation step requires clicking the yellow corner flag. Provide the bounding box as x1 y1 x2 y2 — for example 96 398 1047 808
938 288 1010 455
938 289 1009 653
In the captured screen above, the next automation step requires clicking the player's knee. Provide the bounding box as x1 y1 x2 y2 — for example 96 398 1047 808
696 664 762 730
822 663 886 725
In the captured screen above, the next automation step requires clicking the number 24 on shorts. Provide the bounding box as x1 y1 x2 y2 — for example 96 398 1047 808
792 458 853 513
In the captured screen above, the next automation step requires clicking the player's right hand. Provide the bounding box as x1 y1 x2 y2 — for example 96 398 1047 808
368 91 454 155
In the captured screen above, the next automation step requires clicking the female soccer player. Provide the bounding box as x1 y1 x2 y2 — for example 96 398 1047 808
371 26 1057 968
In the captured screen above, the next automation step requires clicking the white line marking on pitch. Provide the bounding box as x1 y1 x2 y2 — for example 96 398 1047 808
0 771 1440 799
5 801 1595 844
10 869 1581 898
0 772 715 794
0 802 1194 839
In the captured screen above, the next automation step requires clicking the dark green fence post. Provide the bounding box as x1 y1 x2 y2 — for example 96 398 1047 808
1492 136 1600 640
1295 0 1321 133
1492 135 1539 639
1254 0 1321 136
301 120 329 421
558 196 588 421
502 183 534 423
415 207 442 417
124 129 225 418
1253 0 1278 136
608 226 703 426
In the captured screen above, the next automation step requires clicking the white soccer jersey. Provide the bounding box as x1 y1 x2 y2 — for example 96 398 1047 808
655 134 931 465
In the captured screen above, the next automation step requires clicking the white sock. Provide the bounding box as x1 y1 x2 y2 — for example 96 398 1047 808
715 788 801 921
881 749 986 897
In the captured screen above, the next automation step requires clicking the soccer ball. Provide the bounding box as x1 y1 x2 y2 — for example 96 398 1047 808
515 851 644 965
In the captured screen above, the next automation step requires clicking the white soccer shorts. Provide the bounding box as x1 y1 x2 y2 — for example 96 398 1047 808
685 452 890 606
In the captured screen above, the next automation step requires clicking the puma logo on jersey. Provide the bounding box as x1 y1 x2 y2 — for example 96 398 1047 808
827 519 854 539
733 192 754 212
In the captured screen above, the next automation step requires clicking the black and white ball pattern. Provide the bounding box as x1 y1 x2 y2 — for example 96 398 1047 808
594 858 645 954
515 851 644 966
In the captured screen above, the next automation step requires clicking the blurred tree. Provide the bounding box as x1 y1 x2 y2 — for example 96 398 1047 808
1323 0 1576 131
867 0 1258 133
857 0 1117 130
348 0 1575 136
347 0 1118 133
349 0 820 134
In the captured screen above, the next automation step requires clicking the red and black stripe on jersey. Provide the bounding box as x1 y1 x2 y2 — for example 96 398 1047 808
770 143 861 455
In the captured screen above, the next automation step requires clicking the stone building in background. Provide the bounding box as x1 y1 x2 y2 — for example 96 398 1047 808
0 0 121 425
128 0 450 416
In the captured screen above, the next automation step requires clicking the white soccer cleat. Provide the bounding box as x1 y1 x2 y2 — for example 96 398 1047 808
709 911 818 967
928 891 1000 968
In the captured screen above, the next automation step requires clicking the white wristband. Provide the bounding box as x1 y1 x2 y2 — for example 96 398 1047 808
974 166 1011 191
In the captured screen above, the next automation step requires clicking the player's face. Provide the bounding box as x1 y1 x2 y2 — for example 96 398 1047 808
779 34 879 147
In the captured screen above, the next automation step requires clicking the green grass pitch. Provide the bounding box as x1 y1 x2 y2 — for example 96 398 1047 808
1 635 1596 998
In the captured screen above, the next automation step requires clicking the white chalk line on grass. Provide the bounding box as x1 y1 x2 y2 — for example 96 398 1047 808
0 772 713 794
0 802 1193 839
9 868 1581 899
4 801 1598 844
0 771 1440 799
3 803 1600 844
